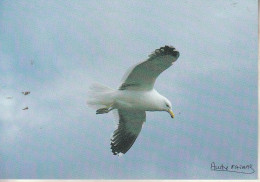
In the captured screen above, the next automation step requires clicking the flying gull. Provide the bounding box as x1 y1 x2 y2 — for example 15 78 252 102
22 91 30 95
87 45 180 155
22 106 29 110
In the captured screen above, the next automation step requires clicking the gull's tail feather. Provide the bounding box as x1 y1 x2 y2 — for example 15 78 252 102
86 83 115 110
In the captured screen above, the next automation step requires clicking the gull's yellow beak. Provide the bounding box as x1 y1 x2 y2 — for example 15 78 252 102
168 109 174 118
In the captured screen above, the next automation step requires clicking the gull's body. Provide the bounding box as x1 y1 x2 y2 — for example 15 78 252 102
87 45 180 155
114 89 168 111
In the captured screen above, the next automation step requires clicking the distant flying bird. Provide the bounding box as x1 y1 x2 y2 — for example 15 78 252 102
231 2 237 6
22 106 28 110
22 91 30 95
6 97 13 99
87 45 180 155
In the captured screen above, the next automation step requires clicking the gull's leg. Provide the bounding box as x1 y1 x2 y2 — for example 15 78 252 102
96 104 114 114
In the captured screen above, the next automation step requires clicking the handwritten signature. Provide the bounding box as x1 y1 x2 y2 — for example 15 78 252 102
210 162 255 174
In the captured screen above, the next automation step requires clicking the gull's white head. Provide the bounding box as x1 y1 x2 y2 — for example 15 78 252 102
161 97 174 119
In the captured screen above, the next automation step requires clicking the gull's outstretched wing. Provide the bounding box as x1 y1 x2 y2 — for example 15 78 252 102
111 110 146 155
119 45 180 91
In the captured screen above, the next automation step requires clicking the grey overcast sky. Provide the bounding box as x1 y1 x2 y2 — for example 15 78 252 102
0 0 258 179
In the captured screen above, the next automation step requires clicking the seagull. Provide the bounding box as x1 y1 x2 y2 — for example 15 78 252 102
87 45 180 155
22 106 29 110
22 91 30 95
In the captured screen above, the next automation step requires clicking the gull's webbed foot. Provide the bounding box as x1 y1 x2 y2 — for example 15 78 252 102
96 108 109 114
96 104 114 114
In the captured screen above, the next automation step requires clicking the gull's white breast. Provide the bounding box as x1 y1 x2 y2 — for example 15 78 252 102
114 89 164 111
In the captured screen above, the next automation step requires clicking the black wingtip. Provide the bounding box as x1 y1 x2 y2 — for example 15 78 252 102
110 142 125 156
149 45 180 59
110 133 137 156
160 45 180 57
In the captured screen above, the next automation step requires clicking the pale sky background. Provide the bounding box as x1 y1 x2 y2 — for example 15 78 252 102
0 0 258 179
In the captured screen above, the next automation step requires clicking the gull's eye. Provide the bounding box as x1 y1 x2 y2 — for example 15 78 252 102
166 104 169 108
